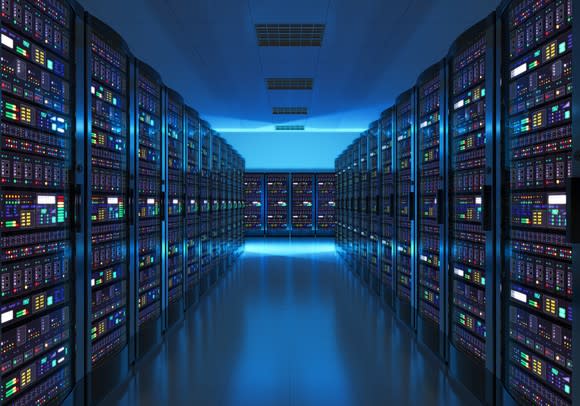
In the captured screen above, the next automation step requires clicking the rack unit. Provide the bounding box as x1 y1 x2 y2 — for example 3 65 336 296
395 89 416 329
315 173 337 236
416 61 446 358
135 60 163 357
291 173 315 233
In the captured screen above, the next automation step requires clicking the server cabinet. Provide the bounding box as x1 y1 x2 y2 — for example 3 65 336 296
345 144 355 265
217 138 227 277
359 133 370 283
369 121 381 294
340 152 348 255
209 131 220 284
244 173 265 235
185 106 200 309
134 60 163 358
499 0 575 404
266 174 290 234
0 0 82 403
199 120 211 294
380 108 395 307
238 157 246 255
416 61 446 358
335 157 343 247
165 88 184 327
446 14 496 403
394 89 416 329
223 142 233 270
84 14 134 404
351 141 361 269
315 173 336 236
291 173 315 234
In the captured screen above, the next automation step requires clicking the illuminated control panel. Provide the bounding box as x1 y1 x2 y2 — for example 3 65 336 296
1 0 73 402
266 174 289 232
449 32 488 364
504 0 573 403
88 24 129 367
417 68 442 326
166 90 184 305
380 109 394 294
136 63 162 327
395 92 414 303
185 107 200 298
291 174 314 232
316 173 336 234
244 174 264 232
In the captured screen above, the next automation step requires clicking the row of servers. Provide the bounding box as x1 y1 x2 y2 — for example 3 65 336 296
244 172 336 236
336 2 578 405
0 1 246 405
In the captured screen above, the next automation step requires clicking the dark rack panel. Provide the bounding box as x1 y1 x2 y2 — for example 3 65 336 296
291 173 314 233
315 173 336 235
395 89 415 327
0 0 75 403
501 0 573 404
380 108 395 307
166 89 184 322
265 174 289 233
135 61 163 355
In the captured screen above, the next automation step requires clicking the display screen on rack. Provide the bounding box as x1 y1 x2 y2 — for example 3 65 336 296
504 0 573 403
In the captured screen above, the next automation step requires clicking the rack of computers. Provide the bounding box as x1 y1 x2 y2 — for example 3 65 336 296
0 1 245 405
336 2 578 405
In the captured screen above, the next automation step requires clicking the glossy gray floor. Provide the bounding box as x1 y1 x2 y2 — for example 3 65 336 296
105 238 479 406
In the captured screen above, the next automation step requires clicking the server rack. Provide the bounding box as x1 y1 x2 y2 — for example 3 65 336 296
199 120 211 294
416 60 447 358
265 173 290 235
340 152 348 254
237 157 246 256
335 157 343 248
84 14 135 404
499 0 576 404
291 173 315 234
0 0 82 404
359 133 370 283
209 131 220 284
134 60 164 358
380 108 395 308
221 141 232 273
244 173 265 235
394 88 416 329
446 13 496 403
315 173 337 236
351 141 361 270
165 88 185 328
369 121 381 294
185 106 200 309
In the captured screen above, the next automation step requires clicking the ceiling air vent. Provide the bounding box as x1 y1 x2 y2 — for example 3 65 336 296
266 78 313 90
255 24 325 46
275 125 305 131
272 107 308 115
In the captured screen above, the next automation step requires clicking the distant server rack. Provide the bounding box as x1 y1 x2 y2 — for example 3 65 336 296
359 133 370 284
291 173 315 234
315 173 337 236
244 173 265 235
185 106 200 309
199 121 211 295
380 108 395 307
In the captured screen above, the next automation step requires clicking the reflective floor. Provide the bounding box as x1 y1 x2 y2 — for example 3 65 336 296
105 238 479 406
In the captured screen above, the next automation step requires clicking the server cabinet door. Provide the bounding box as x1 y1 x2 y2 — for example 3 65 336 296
85 14 134 404
500 0 575 404
266 174 290 235
1 0 79 404
446 13 496 403
380 108 395 308
134 61 163 358
316 173 337 236
185 107 200 309
291 173 315 234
